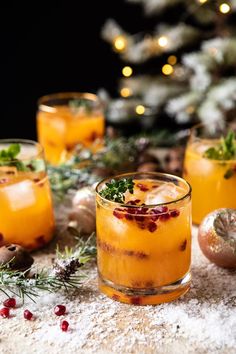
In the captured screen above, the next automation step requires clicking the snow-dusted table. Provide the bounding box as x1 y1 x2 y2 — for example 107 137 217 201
0 227 235 354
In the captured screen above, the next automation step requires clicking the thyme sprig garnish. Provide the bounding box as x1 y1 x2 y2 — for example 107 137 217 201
0 233 96 302
203 130 236 161
99 178 134 203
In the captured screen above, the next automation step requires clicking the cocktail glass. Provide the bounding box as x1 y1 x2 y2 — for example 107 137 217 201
183 123 236 224
0 139 55 250
96 172 191 305
37 92 105 164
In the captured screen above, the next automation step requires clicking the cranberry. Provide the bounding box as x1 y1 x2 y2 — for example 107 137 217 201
170 209 180 217
0 307 10 318
24 309 33 320
113 209 124 219
148 222 157 233
60 320 69 332
136 183 149 192
3 298 16 308
54 305 66 316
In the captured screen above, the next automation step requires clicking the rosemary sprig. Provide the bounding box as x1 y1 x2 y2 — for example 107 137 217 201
48 130 177 201
99 178 134 203
0 233 96 302
203 130 236 161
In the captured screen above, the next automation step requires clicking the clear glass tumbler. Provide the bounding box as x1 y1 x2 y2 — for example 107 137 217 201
183 123 236 224
96 172 191 305
37 92 105 165
0 139 55 250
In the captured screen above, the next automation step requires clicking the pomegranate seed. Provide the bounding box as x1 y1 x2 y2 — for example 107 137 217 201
0 178 9 184
170 209 180 217
54 305 66 316
160 213 170 221
24 309 33 320
126 200 137 205
150 215 159 222
113 209 124 219
125 214 133 220
179 239 187 251
3 298 16 308
112 294 120 301
137 222 146 229
0 307 10 318
154 206 168 214
125 208 136 215
60 320 69 332
136 183 149 192
130 297 142 305
148 222 157 233
135 215 145 222
137 207 148 214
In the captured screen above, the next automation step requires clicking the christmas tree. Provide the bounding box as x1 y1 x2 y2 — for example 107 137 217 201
101 0 236 129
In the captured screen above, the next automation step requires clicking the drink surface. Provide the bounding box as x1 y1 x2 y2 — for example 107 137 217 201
183 139 236 224
37 105 104 164
96 178 191 303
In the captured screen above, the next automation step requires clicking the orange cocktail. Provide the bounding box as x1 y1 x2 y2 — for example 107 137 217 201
183 124 236 224
96 172 191 305
37 92 105 165
0 139 55 250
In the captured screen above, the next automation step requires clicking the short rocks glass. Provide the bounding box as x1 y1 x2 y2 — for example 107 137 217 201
37 92 105 165
0 139 55 250
96 172 192 305
183 123 236 224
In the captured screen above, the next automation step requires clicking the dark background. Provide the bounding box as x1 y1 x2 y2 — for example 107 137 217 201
0 0 156 139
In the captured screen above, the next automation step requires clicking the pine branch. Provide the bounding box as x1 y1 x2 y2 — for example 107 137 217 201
0 233 97 302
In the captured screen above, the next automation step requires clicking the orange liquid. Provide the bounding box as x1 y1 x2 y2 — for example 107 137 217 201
183 140 236 224
96 179 191 305
0 171 55 250
37 105 105 164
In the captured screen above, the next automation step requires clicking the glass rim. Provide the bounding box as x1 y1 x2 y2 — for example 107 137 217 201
37 92 103 113
188 122 236 163
95 171 192 208
0 139 44 161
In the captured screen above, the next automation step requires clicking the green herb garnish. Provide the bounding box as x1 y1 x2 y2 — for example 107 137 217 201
203 130 236 161
69 98 92 114
99 178 134 203
0 143 26 171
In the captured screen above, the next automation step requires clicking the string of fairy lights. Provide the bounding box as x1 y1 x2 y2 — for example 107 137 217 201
111 0 233 116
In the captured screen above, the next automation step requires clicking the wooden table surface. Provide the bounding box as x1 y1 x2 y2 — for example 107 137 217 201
0 227 235 354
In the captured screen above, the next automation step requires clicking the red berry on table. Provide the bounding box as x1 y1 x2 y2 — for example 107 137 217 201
54 305 66 316
0 307 10 318
3 298 16 308
60 320 69 332
24 309 33 320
